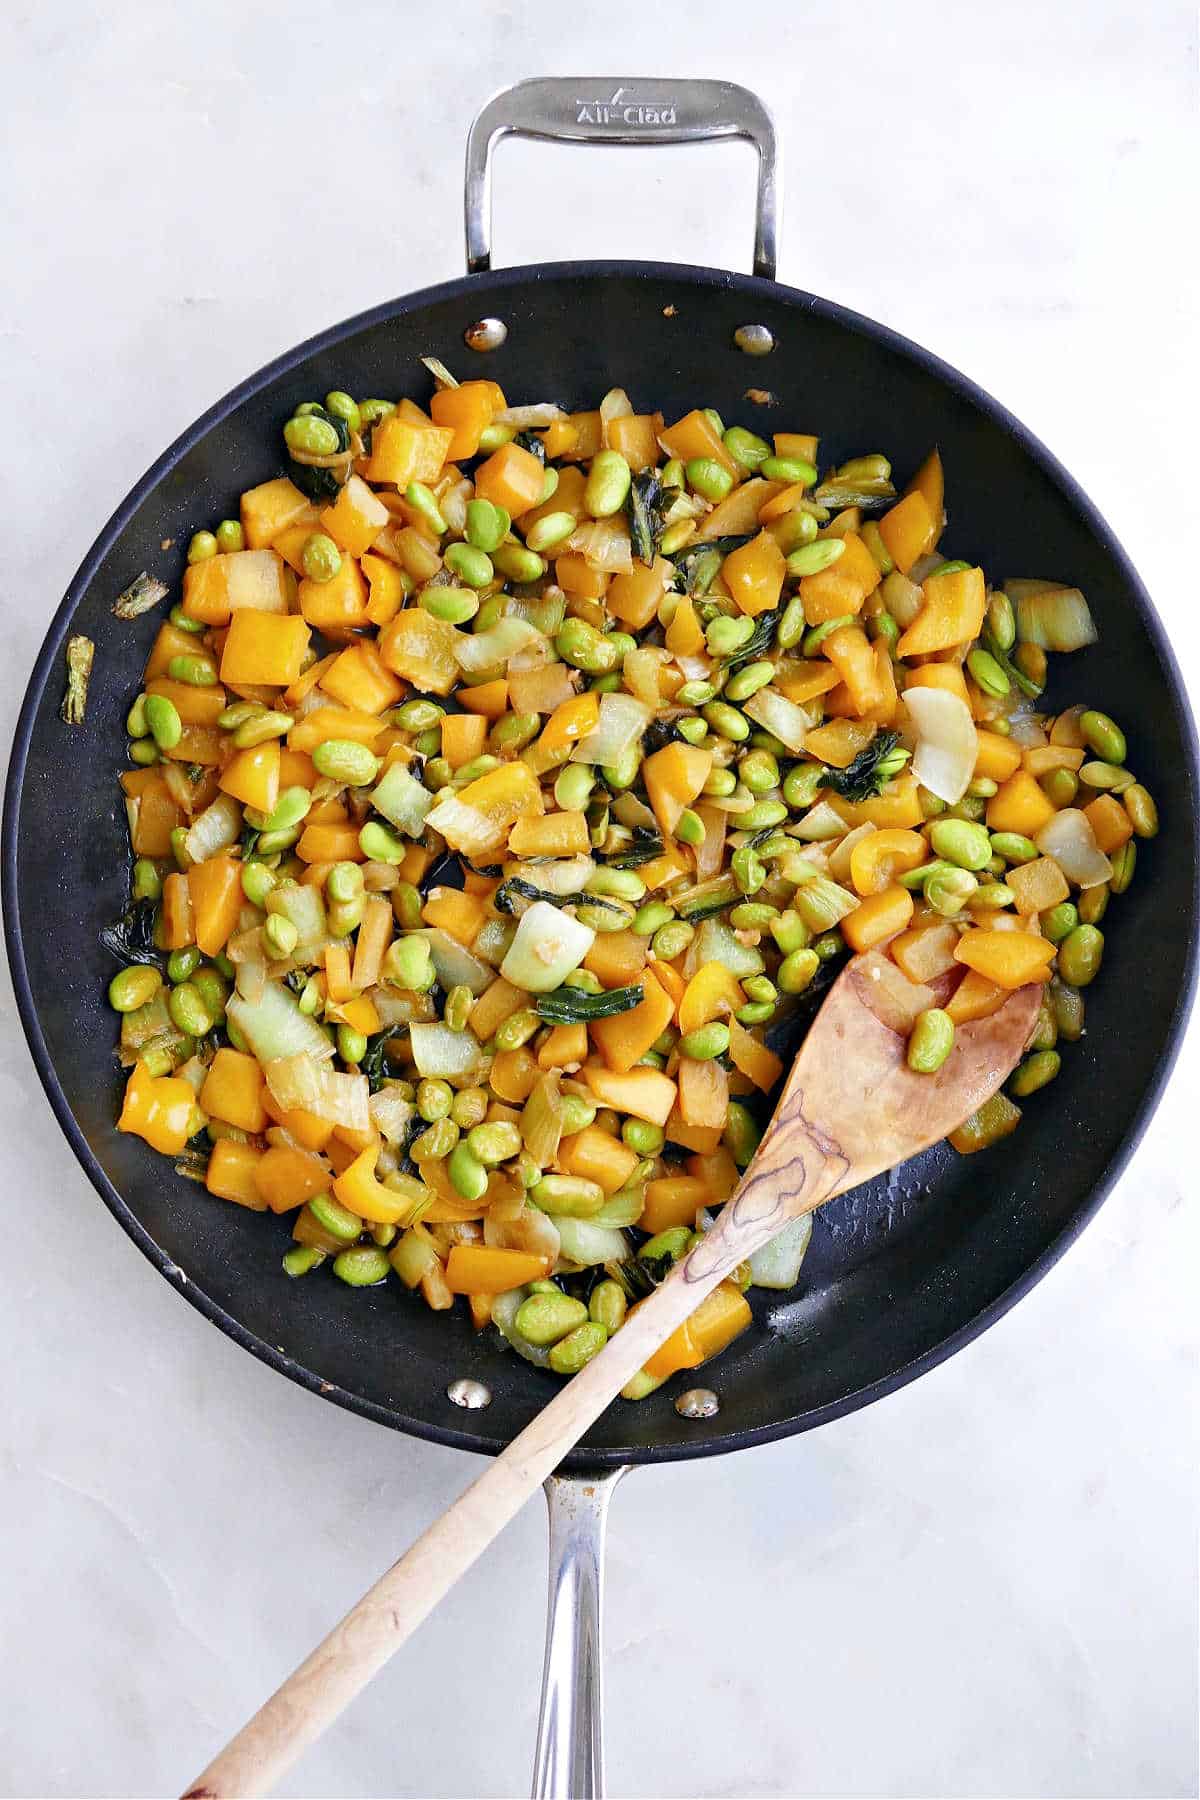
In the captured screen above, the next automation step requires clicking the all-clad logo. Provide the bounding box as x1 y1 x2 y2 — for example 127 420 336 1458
574 85 678 127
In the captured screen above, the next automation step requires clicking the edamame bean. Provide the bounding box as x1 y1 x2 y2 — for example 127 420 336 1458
324 390 362 433
448 1140 488 1201
926 867 978 915
1057 923 1104 987
676 680 717 707
131 859 162 901
703 767 737 798
332 1246 390 1287
724 660 775 703
417 1078 453 1122
731 902 777 931
312 739 380 785
724 1100 761 1168
675 808 705 846
556 1096 595 1138
359 399 395 427
465 497 510 552
284 414 340 456
327 894 363 937
516 1291 589 1346
986 590 1016 652
1050 979 1085 1041
283 1246 325 1278
556 618 619 674
168 605 206 636
326 861 364 904
167 946 201 983
589 1280 627 1334
169 981 213 1038
1040 901 1079 943
731 846 766 895
494 1009 540 1051
1080 710 1126 764
187 530 218 564
1109 841 1136 894
126 694 149 738
778 947 820 994
466 1121 523 1166
234 709 293 749
384 936 434 991
337 1025 367 1064
491 541 547 583
412 1118 459 1161
640 1226 693 1265
738 799 788 833
214 518 244 554
108 965 162 1012
264 913 299 959
787 539 845 578
990 832 1039 864
1010 1050 1061 1097
444 984 474 1032
549 1322 608 1375
1077 884 1108 925
680 1021 729 1061
403 480 446 536
554 763 594 811
621 1118 664 1156
585 450 632 517
393 882 423 930
770 910 810 955
685 458 734 503
586 867 646 901
1079 761 1134 793
530 1174 606 1216
128 741 159 766
966 648 1010 698
651 920 694 960
310 1193 363 1240
702 701 750 742
1041 768 1079 808
444 542 494 588
907 1008 955 1074
722 426 771 471
739 749 780 795
1123 784 1158 838
262 786 312 835
524 511 577 553
706 614 756 657
930 818 992 871
301 533 342 583
144 694 182 750
760 455 817 484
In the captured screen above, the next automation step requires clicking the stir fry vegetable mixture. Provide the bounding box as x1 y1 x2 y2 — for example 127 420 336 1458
108 371 1156 1395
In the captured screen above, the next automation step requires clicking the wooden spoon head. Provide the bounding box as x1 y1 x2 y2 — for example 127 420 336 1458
744 956 1042 1219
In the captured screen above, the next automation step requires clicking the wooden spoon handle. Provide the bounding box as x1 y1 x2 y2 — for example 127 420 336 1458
184 1120 843 1798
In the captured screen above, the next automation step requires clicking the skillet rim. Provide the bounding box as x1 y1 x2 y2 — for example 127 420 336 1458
4 258 1198 1466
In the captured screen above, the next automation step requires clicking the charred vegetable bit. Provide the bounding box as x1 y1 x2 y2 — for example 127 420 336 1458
112 573 169 620
61 634 94 725
536 984 645 1023
818 731 904 803
104 367 1138 1397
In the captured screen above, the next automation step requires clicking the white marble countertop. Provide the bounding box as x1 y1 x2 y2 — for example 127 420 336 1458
2 4 1196 1796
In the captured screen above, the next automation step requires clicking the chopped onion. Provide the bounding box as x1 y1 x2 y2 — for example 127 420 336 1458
567 517 632 573
552 1217 629 1267
570 692 653 766
183 793 242 865
501 855 594 897
1009 584 1098 652
232 945 267 1006
369 1084 416 1145
485 1205 561 1264
494 402 567 427
439 478 470 534
420 355 457 389
827 822 877 883
1035 808 1113 888
1006 708 1048 748
673 651 713 683
742 686 811 753
472 915 517 966
599 388 633 446
879 570 923 628
500 901 595 993
453 617 541 675
624 645 669 707
424 792 502 857
370 761 433 836
264 1052 368 1131
792 799 848 841
851 951 935 1033
373 988 435 1028
408 1022 484 1080
905 685 978 803
748 1215 813 1289
909 552 944 584
227 983 333 1064
420 925 493 994
268 883 327 958
612 792 658 832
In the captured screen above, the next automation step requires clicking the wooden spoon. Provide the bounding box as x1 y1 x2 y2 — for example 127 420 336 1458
185 961 1039 1799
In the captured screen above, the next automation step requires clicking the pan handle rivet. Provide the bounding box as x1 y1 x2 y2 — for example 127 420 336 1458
675 1387 720 1420
447 1377 493 1409
734 323 775 356
464 317 508 352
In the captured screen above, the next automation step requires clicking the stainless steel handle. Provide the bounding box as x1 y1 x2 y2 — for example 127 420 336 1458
531 1466 629 1800
465 77 778 280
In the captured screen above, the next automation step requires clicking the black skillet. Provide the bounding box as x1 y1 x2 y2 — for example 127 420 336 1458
4 80 1197 1799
